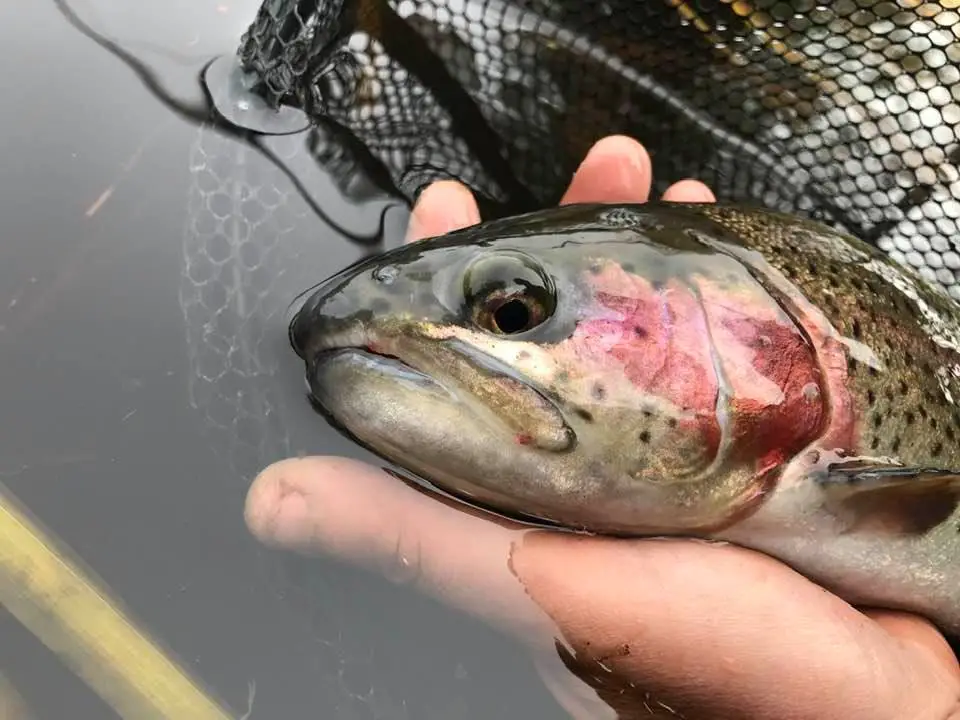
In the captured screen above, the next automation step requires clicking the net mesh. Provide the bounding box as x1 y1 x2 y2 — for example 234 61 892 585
232 0 960 299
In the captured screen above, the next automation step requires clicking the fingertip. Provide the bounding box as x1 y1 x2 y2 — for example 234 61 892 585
561 135 653 205
406 180 481 242
244 455 551 636
245 457 324 551
865 610 960 681
661 179 716 203
587 134 651 162
247 456 396 558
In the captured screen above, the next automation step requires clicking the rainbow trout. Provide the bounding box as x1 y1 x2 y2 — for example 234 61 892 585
290 202 960 638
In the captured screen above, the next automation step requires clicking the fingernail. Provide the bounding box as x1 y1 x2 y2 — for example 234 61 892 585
563 135 652 204
585 135 647 171
404 201 479 243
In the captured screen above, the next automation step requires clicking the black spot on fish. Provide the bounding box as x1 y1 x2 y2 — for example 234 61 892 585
898 380 909 396
639 430 651 444
892 436 901 453
633 326 647 338
871 437 880 451
905 350 914 366
667 417 678 429
642 409 653 418
592 383 606 400
556 370 570 383
906 411 916 426
932 441 944 457
851 319 862 340
621 263 636 274
867 390 876 406
847 356 859 373
574 408 594 422
872 414 883 430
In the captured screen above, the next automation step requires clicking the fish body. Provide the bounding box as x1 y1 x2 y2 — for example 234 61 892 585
290 202 960 637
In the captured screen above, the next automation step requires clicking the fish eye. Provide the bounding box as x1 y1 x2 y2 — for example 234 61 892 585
462 252 557 335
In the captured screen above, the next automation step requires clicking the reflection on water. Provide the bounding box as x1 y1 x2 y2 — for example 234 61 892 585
54 0 404 476
0 0 559 718
48 0 413 483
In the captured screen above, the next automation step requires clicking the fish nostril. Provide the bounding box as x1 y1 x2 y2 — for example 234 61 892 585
373 265 400 285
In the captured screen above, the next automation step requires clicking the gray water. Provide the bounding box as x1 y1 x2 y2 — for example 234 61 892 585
0 1 561 717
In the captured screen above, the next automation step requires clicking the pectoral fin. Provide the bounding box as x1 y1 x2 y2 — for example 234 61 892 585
816 461 960 535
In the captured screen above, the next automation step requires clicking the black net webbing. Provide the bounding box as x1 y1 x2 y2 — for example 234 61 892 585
231 0 960 300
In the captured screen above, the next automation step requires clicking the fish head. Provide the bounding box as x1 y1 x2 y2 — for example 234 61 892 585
291 204 829 535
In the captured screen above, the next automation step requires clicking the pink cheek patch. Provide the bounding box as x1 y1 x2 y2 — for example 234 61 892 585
543 260 834 476
552 262 722 451
696 279 827 464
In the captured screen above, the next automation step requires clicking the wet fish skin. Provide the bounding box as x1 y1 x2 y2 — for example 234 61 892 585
290 201 960 637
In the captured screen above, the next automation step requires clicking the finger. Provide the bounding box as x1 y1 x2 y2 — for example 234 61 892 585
560 135 653 205
405 180 481 243
863 609 960 681
510 532 960 720
244 457 558 641
246 459 960 718
661 178 716 202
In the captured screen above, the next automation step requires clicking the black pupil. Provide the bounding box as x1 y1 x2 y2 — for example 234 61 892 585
493 298 530 334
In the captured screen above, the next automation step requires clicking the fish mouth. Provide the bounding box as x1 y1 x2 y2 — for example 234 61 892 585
300 320 442 389
303 325 577 455
310 345 445 391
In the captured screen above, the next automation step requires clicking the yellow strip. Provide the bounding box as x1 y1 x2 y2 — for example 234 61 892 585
0 483 235 720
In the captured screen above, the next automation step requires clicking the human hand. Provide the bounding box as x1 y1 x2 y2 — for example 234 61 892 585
245 136 960 719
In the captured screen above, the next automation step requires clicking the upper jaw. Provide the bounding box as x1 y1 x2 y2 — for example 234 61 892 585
299 320 434 383
289 301 376 363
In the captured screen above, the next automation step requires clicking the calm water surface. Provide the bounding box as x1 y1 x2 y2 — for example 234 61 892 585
0 1 561 717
